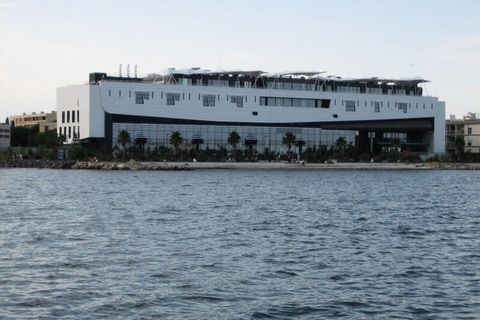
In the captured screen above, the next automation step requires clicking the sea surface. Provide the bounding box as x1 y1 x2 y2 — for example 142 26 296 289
1 168 479 319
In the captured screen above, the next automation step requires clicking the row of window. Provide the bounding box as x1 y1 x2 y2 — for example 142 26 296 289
61 110 80 124
59 126 80 139
0 129 10 133
0 134 10 138
109 89 436 111
343 100 434 113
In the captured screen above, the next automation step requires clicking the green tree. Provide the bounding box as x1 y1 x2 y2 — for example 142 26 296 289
191 137 204 152
227 131 241 151
335 137 347 151
454 136 465 159
169 131 183 156
244 138 257 160
11 125 39 147
295 139 306 157
134 136 147 160
282 132 296 155
117 130 131 161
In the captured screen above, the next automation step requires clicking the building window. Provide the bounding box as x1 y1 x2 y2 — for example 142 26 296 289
345 100 356 112
398 103 407 113
230 96 244 108
68 126 71 139
119 90 121 97
129 91 131 98
166 93 180 105
62 111 65 123
259 96 328 108
67 111 70 123
467 141 472 147
374 102 380 113
203 95 216 107
468 127 472 135
77 110 80 122
108 89 111 97
252 111 258 116
333 114 338 118
72 110 75 123
135 92 150 104
152 91 154 99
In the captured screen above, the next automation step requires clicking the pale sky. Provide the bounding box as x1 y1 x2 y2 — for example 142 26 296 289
1 0 479 121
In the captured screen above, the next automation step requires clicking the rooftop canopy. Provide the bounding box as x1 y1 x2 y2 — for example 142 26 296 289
155 67 429 86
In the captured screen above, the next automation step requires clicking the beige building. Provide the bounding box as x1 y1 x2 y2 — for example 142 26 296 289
446 113 480 154
0 123 11 150
10 111 57 132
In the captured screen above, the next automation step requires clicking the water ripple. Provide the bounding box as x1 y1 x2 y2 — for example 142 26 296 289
0 169 479 319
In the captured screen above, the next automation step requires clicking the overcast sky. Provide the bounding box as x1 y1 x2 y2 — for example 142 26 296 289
1 0 479 121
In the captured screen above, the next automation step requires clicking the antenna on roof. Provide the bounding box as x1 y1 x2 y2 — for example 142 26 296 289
127 64 130 78
134 65 138 78
119 64 122 77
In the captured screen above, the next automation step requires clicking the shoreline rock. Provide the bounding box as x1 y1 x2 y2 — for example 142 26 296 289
0 159 76 169
2 160 480 171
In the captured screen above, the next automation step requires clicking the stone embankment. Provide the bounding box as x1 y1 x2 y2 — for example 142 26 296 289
425 162 480 170
2 160 480 170
0 159 76 169
0 160 190 170
71 161 190 170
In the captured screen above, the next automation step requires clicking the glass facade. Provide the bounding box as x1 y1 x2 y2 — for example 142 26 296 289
112 122 355 152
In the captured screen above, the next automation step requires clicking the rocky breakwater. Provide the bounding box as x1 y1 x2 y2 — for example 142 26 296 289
72 161 191 171
0 159 76 169
426 162 480 170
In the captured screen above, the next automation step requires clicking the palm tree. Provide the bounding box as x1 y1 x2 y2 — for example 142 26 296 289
191 136 204 152
244 138 257 160
295 139 306 157
134 136 147 160
335 137 347 151
282 132 296 155
169 131 183 156
227 131 241 151
118 130 131 161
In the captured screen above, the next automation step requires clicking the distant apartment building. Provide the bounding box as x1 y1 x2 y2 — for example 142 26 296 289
446 113 480 153
0 123 11 150
10 111 57 132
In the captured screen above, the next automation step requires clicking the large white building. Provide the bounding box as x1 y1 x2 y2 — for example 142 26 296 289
56 68 445 155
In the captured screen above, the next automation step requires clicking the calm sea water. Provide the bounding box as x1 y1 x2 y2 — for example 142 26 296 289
1 168 479 319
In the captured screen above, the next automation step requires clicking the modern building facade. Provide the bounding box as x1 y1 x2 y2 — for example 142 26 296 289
0 123 11 150
446 113 480 154
57 68 445 155
10 111 57 132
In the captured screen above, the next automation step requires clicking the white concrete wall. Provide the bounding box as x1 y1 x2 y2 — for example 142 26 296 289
98 81 442 125
57 85 90 143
